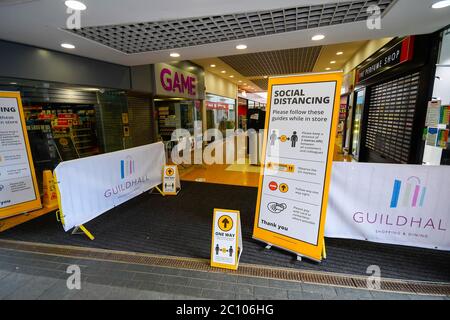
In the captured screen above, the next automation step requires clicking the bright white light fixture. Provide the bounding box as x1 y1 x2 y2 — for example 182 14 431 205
221 70 226 74
263 76 268 79
432 0 450 9
238 80 242 83
312 34 325 41
330 61 336 64
170 52 180 58
229 75 234 78
336 51 344 55
65 0 87 11
61 43 75 49
325 67 331 71
236 44 247 50
210 64 216 67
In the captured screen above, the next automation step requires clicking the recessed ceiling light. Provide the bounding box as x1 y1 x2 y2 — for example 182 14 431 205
169 52 180 58
65 0 87 11
229 75 234 78
188 66 195 70
61 43 75 49
432 0 450 9
238 80 242 83
263 76 268 79
244 83 247 85
10 82 17 85
336 51 344 55
236 44 247 50
330 61 336 64
325 68 331 71
210 64 216 68
221 70 226 74
312 34 325 41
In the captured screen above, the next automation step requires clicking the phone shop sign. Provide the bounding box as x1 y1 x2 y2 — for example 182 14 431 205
155 63 198 99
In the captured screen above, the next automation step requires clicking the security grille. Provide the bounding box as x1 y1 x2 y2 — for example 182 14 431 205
365 72 420 164
68 0 395 54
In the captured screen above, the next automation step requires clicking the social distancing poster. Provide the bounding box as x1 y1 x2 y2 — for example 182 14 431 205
253 72 343 262
211 209 242 270
0 91 41 218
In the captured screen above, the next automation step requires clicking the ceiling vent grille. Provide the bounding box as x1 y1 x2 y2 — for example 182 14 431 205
68 0 395 54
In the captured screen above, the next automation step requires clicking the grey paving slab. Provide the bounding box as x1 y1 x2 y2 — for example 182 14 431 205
165 284 203 297
3 275 59 300
301 283 338 297
160 274 191 286
236 275 270 287
254 286 288 299
236 294 257 300
201 288 236 300
335 287 374 300
37 280 80 300
104 287 143 300
0 272 34 299
188 278 222 290
132 271 163 283
71 282 113 300
288 290 324 300
268 279 303 291
219 282 254 295
136 290 174 300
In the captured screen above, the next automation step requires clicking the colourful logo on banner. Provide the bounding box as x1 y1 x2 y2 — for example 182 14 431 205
390 176 426 208
120 156 135 179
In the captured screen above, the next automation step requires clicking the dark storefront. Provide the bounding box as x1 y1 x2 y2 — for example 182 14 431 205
350 34 440 164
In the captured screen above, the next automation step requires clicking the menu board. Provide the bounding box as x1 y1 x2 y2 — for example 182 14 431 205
0 92 41 218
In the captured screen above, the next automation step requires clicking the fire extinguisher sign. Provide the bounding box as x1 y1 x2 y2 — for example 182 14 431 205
211 209 243 270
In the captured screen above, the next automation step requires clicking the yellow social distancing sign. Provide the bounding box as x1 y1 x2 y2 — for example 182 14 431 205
253 71 343 262
0 92 41 219
211 209 243 270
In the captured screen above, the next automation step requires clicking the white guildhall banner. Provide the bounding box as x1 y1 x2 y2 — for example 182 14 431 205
326 162 450 251
55 142 165 231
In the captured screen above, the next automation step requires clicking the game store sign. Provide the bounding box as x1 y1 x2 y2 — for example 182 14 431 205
155 63 199 99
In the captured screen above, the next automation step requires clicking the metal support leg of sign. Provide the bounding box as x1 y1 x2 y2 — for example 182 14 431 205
322 239 327 260
265 243 273 250
149 185 165 196
71 225 95 240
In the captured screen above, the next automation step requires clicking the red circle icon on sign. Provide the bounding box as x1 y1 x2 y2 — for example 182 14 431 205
269 181 278 191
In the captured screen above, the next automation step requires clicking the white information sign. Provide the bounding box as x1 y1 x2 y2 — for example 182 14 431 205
211 209 242 270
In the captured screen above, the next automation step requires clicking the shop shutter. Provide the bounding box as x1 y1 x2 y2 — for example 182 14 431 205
19 87 98 104
365 72 420 164
127 95 153 147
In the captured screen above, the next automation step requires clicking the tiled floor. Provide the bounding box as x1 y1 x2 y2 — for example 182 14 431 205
178 144 353 188
0 248 447 300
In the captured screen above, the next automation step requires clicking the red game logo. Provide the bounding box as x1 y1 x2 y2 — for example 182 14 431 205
269 181 278 191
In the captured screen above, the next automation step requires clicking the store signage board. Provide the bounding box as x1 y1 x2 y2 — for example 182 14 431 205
155 63 198 99
206 101 231 110
0 91 41 218
356 36 415 84
252 72 342 262
162 165 180 195
211 209 242 270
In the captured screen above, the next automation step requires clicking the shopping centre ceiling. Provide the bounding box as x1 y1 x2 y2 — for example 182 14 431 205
0 0 449 65
67 0 393 54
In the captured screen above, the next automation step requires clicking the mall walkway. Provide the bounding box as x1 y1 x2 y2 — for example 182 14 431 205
0 247 447 300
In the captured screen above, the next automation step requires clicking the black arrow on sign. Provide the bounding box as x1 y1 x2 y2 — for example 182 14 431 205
222 218 230 229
